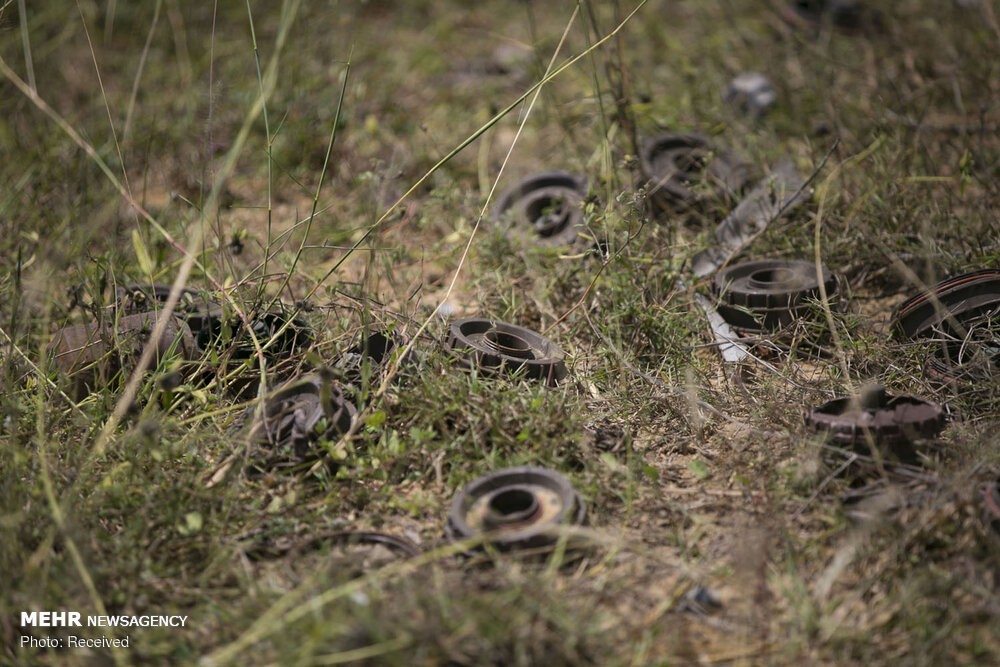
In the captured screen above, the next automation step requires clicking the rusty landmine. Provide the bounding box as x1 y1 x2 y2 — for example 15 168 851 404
892 269 1000 340
196 309 312 359
805 387 945 461
446 466 586 552
48 311 195 394
446 318 568 386
492 171 588 248
985 480 1000 534
781 0 878 33
245 530 420 588
248 529 421 561
713 259 839 335
639 133 746 211
116 282 220 336
924 340 1000 389
245 375 356 472
116 283 204 314
337 330 414 386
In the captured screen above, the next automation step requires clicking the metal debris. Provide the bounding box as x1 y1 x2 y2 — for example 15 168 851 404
781 0 877 33
246 375 356 469
985 480 1000 534
692 292 751 363
446 466 587 551
492 171 588 248
691 160 809 277
681 586 723 613
446 318 568 385
723 72 777 117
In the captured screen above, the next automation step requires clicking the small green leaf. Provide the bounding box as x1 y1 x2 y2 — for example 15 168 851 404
600 452 625 472
178 511 203 535
689 459 709 480
642 465 659 481
365 409 386 429
132 229 153 275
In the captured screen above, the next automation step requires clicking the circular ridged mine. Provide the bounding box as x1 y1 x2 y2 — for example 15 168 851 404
892 269 1000 340
446 318 568 385
48 311 195 393
446 466 586 551
639 133 746 208
805 386 945 451
196 310 313 359
924 341 1000 388
116 283 204 313
713 259 837 333
782 0 872 33
492 171 587 248
116 283 220 337
337 330 415 385
247 375 356 466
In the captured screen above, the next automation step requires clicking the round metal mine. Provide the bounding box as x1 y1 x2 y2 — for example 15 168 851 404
492 171 587 247
48 311 195 392
446 318 568 385
892 269 1000 340
805 386 945 451
713 259 838 333
116 283 219 336
446 466 587 550
782 0 870 32
196 309 313 359
639 133 746 208
247 375 356 465
337 329 414 385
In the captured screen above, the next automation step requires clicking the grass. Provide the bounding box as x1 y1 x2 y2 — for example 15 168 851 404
3 0 1000 664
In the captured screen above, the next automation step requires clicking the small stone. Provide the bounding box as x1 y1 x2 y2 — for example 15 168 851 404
437 302 457 319
682 586 723 613
723 72 777 117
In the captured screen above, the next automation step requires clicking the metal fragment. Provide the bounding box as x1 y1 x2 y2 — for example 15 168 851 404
692 292 750 363
691 160 809 277
723 72 777 117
